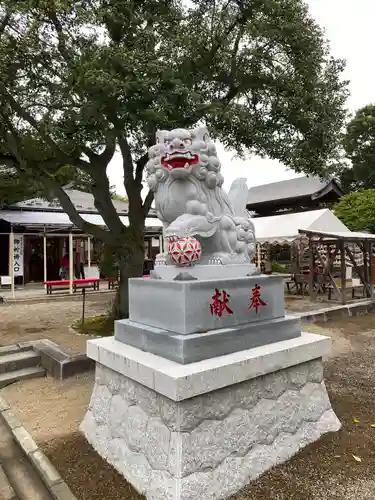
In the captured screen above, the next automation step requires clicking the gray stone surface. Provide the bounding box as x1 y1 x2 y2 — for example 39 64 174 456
0 350 40 374
1 409 22 430
114 315 301 364
129 274 285 334
36 341 95 380
29 449 62 487
0 366 45 389
155 263 257 281
12 427 38 455
0 397 10 412
0 465 17 500
50 481 79 500
87 333 331 401
81 359 340 500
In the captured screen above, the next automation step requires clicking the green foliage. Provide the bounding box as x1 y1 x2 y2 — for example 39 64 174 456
0 0 348 178
72 314 114 336
340 104 375 191
271 261 286 273
334 189 375 233
111 192 128 203
0 163 92 206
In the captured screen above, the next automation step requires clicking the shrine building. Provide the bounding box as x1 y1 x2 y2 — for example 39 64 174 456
0 188 162 286
247 176 344 218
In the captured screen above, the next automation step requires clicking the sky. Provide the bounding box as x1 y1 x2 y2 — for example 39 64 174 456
106 0 375 196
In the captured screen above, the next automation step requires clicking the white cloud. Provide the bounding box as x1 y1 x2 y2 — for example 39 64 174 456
107 0 372 195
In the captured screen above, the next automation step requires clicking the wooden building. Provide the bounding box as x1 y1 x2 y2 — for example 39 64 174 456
0 188 162 287
247 176 344 217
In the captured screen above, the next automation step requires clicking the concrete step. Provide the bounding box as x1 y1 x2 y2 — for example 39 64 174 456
0 417 52 500
0 351 41 374
0 367 45 389
0 465 17 500
0 345 33 357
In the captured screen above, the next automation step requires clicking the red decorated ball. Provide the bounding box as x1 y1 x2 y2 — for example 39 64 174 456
168 236 202 266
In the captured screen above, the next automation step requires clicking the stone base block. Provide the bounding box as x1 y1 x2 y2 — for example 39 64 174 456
154 263 258 280
81 335 340 500
129 274 285 334
114 315 301 364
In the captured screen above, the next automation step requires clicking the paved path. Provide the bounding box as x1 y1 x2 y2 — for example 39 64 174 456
0 294 111 354
1 281 114 301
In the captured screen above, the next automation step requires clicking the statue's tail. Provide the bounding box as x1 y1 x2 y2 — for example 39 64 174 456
227 178 249 218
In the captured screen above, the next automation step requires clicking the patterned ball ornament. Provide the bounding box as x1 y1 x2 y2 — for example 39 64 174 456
168 236 202 266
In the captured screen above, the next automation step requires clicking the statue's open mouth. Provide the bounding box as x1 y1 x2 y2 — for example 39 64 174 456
161 151 199 170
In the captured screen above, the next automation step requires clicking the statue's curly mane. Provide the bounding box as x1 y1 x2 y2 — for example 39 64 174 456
146 127 233 223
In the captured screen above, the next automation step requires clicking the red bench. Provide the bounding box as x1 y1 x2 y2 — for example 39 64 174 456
44 278 100 295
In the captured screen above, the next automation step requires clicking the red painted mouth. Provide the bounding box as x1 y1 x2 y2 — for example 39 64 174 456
161 152 199 170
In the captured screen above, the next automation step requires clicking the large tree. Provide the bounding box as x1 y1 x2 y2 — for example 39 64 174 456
340 104 375 191
0 161 92 207
334 189 375 233
0 0 348 316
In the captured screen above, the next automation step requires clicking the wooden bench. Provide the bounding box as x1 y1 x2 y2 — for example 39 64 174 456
105 274 151 290
44 278 100 295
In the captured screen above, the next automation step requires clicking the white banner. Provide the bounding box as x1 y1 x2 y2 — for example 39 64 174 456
11 234 24 277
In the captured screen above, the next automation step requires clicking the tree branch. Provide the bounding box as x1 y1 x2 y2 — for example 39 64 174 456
0 152 18 169
142 189 154 217
1 114 112 242
135 152 149 185
89 166 127 236
46 179 112 243
0 11 11 37
117 131 135 192
1 87 88 168
47 10 73 64
100 135 117 165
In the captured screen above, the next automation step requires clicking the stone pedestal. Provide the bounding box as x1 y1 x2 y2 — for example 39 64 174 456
81 334 340 500
128 275 285 334
82 272 340 499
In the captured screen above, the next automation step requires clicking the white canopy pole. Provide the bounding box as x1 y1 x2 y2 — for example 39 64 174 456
69 233 73 294
87 235 91 268
9 227 15 299
43 231 47 288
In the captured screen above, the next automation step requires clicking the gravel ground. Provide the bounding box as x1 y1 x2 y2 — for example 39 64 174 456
1 313 375 499
0 294 113 354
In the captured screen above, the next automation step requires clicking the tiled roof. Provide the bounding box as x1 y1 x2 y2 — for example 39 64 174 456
247 176 342 206
8 188 129 214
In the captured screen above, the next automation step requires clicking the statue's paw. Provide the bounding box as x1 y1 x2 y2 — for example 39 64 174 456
166 234 180 243
208 254 224 265
155 253 168 266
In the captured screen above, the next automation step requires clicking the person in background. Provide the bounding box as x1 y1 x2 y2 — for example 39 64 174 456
60 253 69 280
75 249 85 279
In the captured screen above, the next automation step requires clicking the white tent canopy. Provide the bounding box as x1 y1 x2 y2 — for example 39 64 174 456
0 210 163 231
253 209 349 244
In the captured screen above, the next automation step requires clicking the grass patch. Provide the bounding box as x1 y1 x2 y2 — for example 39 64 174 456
72 314 114 336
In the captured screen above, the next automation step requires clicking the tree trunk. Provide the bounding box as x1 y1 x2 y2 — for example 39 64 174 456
111 235 145 319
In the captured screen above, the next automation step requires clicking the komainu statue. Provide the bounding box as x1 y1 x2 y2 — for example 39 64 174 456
146 127 257 277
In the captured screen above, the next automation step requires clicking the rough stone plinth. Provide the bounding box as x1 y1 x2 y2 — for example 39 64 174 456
81 335 340 500
114 315 301 364
129 274 285 335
